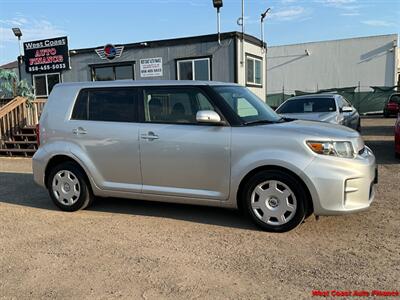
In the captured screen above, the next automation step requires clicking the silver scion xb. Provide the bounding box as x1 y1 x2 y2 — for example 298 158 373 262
276 94 361 131
32 81 377 232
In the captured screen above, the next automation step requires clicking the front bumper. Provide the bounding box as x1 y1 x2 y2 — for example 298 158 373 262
303 146 376 216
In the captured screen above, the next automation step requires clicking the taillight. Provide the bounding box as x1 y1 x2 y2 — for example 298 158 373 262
35 124 40 146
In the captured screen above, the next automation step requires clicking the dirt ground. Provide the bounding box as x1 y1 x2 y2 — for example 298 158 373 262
0 117 399 299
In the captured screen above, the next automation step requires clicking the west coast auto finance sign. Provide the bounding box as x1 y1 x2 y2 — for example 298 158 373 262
24 36 69 74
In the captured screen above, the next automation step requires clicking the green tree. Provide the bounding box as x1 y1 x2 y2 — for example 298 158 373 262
0 69 34 102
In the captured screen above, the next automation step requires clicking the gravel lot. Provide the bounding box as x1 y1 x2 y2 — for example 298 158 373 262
0 117 399 299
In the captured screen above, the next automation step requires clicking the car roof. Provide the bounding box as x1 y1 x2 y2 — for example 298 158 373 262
54 80 240 89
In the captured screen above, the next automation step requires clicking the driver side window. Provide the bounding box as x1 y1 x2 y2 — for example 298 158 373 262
143 88 216 124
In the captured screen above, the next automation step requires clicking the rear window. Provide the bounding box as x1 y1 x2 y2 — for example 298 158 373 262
277 98 336 114
71 88 138 122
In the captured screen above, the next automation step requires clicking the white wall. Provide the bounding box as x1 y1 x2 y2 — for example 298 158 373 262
236 40 267 100
267 34 398 95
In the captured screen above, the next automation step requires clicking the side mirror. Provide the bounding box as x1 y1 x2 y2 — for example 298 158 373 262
342 106 353 113
196 110 222 124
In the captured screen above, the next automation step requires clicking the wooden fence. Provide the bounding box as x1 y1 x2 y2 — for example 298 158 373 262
0 97 46 146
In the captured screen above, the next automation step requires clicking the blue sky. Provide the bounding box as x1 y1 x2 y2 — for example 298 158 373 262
0 0 399 65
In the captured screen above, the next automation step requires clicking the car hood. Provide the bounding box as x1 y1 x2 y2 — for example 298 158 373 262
280 112 337 123
261 119 364 152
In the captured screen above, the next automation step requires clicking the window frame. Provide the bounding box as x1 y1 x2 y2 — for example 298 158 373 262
176 56 212 81
90 62 135 81
32 72 61 97
245 54 263 88
70 87 139 123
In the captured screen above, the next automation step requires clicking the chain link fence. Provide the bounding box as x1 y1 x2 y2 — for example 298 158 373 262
266 85 399 114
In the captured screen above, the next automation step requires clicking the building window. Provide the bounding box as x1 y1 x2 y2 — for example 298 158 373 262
92 64 134 81
177 58 211 81
33 73 61 97
246 55 262 86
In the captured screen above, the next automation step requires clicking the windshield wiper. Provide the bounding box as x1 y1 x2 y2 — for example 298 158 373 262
244 117 295 126
243 119 279 126
280 116 296 122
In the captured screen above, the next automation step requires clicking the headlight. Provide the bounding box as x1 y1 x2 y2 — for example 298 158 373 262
307 141 355 158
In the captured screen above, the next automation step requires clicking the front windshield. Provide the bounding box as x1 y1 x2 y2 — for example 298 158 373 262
213 86 281 124
277 97 336 114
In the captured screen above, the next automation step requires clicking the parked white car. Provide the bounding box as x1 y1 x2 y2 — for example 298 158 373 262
33 81 377 232
276 94 361 131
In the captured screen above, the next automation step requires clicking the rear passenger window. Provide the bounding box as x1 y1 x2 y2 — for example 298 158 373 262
71 90 88 120
71 88 138 122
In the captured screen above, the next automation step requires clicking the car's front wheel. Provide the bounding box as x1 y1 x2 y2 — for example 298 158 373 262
47 162 93 212
243 170 307 232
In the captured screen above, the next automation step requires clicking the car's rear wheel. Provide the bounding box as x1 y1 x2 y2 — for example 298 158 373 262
47 162 93 211
243 170 307 232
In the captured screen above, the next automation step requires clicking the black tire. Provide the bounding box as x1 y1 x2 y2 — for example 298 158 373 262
47 161 94 212
241 170 307 232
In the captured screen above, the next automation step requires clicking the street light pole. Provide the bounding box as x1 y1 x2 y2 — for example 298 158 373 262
236 0 245 65
261 8 271 53
12 28 23 81
17 36 22 81
212 0 223 46
217 7 221 45
241 0 244 65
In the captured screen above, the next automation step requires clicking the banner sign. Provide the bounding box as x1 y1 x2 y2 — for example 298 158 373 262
24 36 69 74
140 57 163 77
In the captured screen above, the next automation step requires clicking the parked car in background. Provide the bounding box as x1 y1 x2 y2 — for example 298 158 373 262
383 93 400 117
33 81 376 232
276 94 361 131
395 114 400 159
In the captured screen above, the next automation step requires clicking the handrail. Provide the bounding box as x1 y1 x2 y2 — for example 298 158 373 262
0 96 47 146
0 97 26 118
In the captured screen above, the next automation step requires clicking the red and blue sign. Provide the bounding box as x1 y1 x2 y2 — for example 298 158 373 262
95 44 124 60
104 44 117 60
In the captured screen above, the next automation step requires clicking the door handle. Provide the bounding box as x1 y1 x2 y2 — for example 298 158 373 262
141 131 159 141
72 127 87 135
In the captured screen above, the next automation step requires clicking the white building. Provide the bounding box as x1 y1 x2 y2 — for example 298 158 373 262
267 34 398 97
